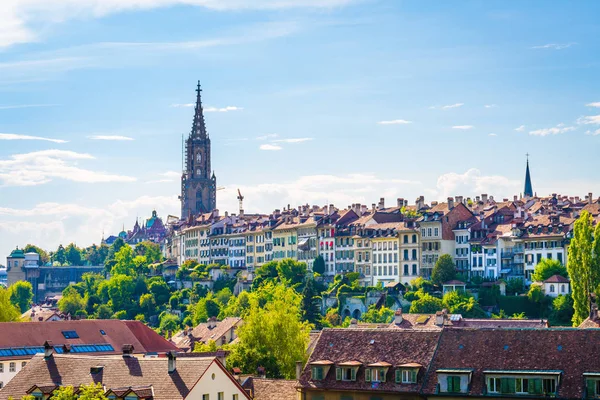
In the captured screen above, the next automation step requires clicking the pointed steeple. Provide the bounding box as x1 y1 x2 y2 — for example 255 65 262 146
191 81 207 139
524 153 533 198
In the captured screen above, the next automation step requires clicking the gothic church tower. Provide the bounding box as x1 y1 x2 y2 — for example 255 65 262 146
181 81 217 218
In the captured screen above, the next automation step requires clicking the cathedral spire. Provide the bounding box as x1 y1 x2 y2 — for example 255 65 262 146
191 81 207 139
524 153 533 198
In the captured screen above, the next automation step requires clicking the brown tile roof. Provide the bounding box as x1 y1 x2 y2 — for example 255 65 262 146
171 317 242 351
422 328 600 399
298 328 441 394
0 354 238 400
242 377 297 400
0 320 178 359
544 274 570 283
387 314 441 330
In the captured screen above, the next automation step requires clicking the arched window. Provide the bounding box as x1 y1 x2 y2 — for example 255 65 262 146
550 284 555 293
561 285 566 293
196 153 202 162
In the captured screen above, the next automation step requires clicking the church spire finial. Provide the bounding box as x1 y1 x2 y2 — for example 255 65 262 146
191 81 207 139
524 153 533 198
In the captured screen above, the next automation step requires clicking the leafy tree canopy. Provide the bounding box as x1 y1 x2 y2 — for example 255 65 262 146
431 254 457 286
9 280 33 313
531 258 568 282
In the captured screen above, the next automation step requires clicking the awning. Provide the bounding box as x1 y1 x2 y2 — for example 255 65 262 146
298 237 310 250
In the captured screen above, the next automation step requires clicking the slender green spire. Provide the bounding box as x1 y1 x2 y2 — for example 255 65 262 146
524 153 533 198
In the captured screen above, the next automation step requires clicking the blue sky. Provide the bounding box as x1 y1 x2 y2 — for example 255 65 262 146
1 0 600 259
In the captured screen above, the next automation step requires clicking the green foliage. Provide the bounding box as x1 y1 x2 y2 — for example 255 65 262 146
53 244 67 265
312 255 325 275
227 283 312 379
95 304 113 319
106 274 137 316
219 290 251 318
159 313 180 335
52 383 107 400
0 286 21 322
148 279 171 306
409 293 443 313
442 291 485 318
491 310 526 319
134 241 162 263
139 293 157 315
551 294 574 326
193 294 221 324
527 285 552 318
193 340 218 353
8 280 33 313
531 258 568 282
110 245 136 276
361 305 394 323
322 308 341 327
58 286 86 316
498 296 539 318
478 284 501 307
215 287 233 306
276 259 307 285
213 275 237 293
301 277 322 328
506 278 525 295
431 254 457 286
65 243 83 266
104 238 126 272
85 244 109 266
568 211 600 326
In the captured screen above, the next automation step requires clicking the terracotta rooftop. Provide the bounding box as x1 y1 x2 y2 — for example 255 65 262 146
0 354 243 400
242 377 297 400
171 317 242 351
0 320 179 360
544 274 570 283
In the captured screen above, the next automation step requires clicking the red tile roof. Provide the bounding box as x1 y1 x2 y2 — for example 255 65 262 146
242 377 297 400
0 320 179 359
171 317 242 351
544 274 570 283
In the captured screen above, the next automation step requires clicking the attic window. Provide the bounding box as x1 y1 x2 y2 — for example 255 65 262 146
100 330 106 335
62 330 79 339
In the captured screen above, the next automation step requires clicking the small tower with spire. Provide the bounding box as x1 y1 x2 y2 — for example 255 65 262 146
524 153 533 198
181 81 217 219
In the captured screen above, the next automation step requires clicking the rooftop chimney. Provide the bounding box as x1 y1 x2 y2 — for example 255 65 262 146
208 316 217 329
257 366 266 379
296 361 303 380
514 195 518 202
378 197 385 210
394 308 403 325
482 194 488 203
372 203 376 212
447 197 454 210
435 309 447 327
397 198 404 208
416 196 425 211
62 344 71 353
122 344 134 356
590 193 594 205
167 351 177 373
349 318 358 328
44 340 54 358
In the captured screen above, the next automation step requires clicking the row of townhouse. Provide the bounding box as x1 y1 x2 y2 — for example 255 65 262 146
166 192 599 285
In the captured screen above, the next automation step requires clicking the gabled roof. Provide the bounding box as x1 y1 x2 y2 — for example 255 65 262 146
298 329 441 393
242 377 297 400
171 317 242 351
544 274 570 283
0 320 179 359
0 354 242 400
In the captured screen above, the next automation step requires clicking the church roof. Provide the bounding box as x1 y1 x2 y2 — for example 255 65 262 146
524 157 533 197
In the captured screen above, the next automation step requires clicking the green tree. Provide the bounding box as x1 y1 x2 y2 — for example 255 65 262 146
300 277 322 328
0 286 21 321
135 241 162 263
86 244 109 266
139 293 157 315
215 287 233 306
159 313 180 336
23 244 49 265
219 290 251 318
193 295 221 324
551 294 575 326
53 244 67 265
9 280 33 313
58 286 86 315
52 383 107 400
227 283 312 378
65 243 83 266
531 258 568 282
431 254 457 286
506 278 525 295
111 245 135 276
106 274 136 316
409 293 443 313
95 304 113 319
277 259 307 285
104 238 126 272
361 305 394 323
442 291 485 318
312 255 325 275
193 339 218 353
148 279 171 306
568 211 600 326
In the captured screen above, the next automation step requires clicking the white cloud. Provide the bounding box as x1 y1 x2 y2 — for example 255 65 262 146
489 133 497 136
256 134 278 140
0 104 59 110
146 171 181 183
0 149 136 186
0 194 179 260
452 125 473 130
585 129 600 136
586 102 600 108
529 123 576 136
204 106 243 112
377 119 412 125
259 144 282 151
434 168 520 200
531 43 576 50
578 115 600 125
88 135 134 141
484 104 497 108
0 132 67 143
272 138 313 143
431 103 464 110
515 125 526 132
170 103 194 108
1 0 350 48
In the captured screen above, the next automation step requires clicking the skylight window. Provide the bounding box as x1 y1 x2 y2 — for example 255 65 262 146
62 331 79 339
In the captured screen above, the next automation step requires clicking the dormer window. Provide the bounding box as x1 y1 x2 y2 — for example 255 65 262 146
366 362 391 383
585 373 600 398
310 360 333 380
396 363 421 384
336 361 361 381
483 370 560 396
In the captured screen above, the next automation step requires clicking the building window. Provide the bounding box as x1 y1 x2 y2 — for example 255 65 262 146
550 284 555 293
311 367 324 380
9 362 15 373
202 395 209 400
446 375 461 393
586 379 600 398
336 367 357 381
412 264 417 275
434 228 439 237
365 368 387 382
404 265 409 275
396 369 417 384
232 395 239 400
21 361 26 369
217 393 224 400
